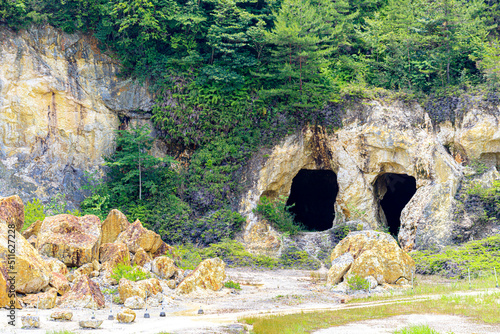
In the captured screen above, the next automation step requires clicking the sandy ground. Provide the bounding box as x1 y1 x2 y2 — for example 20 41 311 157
0 268 498 333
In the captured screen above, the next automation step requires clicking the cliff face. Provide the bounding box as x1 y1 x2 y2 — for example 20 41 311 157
240 101 500 254
0 26 153 206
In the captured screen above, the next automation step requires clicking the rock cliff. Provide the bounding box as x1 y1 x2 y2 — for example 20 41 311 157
0 25 153 206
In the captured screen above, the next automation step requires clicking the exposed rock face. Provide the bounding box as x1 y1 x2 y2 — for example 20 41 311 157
240 100 500 252
99 242 130 268
0 195 25 232
58 275 105 309
0 25 154 207
133 247 152 267
37 214 101 267
117 308 136 323
327 253 354 286
328 231 415 285
0 223 51 294
151 256 177 280
177 258 226 294
49 272 70 295
74 263 94 277
136 278 162 297
22 220 43 240
44 257 69 276
0 265 21 308
124 296 145 309
115 220 163 254
101 209 130 244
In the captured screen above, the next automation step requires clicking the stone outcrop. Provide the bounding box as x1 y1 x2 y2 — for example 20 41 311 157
115 220 164 254
117 308 136 323
37 214 101 267
58 275 105 309
0 266 21 308
22 288 58 309
49 272 70 295
0 195 25 232
0 25 154 207
136 278 163 297
327 252 354 286
327 231 415 285
133 247 152 267
0 223 51 294
124 296 145 309
22 220 43 240
44 258 69 276
101 209 130 244
177 258 226 294
118 278 147 303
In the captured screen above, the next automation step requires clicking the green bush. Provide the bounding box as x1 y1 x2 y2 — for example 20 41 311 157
23 198 45 231
346 274 370 291
224 280 241 290
280 246 321 270
111 262 150 282
254 196 304 235
393 324 442 334
412 235 500 278
191 209 246 245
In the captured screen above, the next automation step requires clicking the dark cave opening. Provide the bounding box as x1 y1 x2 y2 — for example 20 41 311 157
377 173 417 237
286 169 338 231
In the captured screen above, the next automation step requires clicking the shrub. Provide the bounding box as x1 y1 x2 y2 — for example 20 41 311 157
224 280 241 290
111 262 150 282
23 198 46 231
346 274 369 291
280 246 321 270
254 196 304 235
190 209 246 245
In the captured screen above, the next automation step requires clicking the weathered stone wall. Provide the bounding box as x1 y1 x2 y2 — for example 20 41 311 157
239 100 500 254
0 25 154 206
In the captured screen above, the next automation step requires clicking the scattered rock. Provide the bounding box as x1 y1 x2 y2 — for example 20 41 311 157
92 259 101 271
44 257 69 276
99 242 130 270
0 223 51 293
22 288 57 309
366 276 378 289
58 275 105 309
79 319 103 329
177 258 226 294
115 220 163 254
117 308 136 323
118 278 146 303
329 231 415 285
165 279 177 290
50 311 73 321
75 263 94 277
21 315 40 328
151 256 177 279
136 278 163 297
22 219 43 240
101 209 130 244
37 214 102 267
133 247 152 267
0 195 25 232
327 253 354 285
124 295 145 309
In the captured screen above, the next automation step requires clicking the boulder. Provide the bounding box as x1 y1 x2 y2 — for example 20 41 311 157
49 272 70 295
101 209 130 244
326 253 354 285
0 223 51 293
136 278 163 297
99 242 130 269
115 220 163 254
44 258 69 276
50 311 73 321
133 247 152 267
151 256 177 280
329 231 415 285
22 219 43 240
79 320 103 329
0 195 25 232
21 315 40 328
0 266 21 308
118 278 146 303
117 308 136 323
124 296 145 309
151 242 173 259
21 288 57 309
176 258 226 294
58 275 105 309
74 263 94 277
37 214 102 267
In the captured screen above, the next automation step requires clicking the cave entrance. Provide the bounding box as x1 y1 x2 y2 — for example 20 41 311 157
286 169 338 231
376 173 417 237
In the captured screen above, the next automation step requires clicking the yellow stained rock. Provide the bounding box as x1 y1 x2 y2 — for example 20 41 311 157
177 258 226 294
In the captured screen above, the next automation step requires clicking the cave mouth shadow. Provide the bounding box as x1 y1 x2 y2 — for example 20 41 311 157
286 169 338 232
376 173 417 237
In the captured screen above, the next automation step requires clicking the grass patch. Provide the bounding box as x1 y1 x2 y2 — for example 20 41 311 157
111 263 150 282
412 235 500 278
242 292 500 334
393 324 443 334
224 280 241 290
101 287 118 294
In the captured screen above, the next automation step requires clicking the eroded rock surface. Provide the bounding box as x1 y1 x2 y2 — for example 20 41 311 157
58 275 105 309
177 258 226 294
0 195 25 232
101 209 130 244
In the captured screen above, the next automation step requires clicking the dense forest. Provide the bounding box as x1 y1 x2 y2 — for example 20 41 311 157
3 0 500 245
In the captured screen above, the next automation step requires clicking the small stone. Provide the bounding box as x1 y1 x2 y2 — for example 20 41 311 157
21 315 40 328
117 308 136 323
50 311 73 321
366 276 378 289
79 319 103 329
124 295 145 309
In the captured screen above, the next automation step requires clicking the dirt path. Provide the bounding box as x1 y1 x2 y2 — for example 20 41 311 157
1 268 499 333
